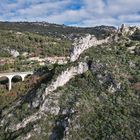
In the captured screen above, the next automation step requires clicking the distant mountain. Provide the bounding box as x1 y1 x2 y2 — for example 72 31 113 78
0 21 116 39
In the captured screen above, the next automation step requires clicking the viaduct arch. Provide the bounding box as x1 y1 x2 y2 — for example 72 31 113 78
0 72 33 91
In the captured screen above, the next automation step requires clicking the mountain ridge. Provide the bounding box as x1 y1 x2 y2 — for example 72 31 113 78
0 22 140 140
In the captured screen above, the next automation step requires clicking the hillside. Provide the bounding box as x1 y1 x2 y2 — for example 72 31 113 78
0 23 140 140
0 22 116 39
0 22 115 73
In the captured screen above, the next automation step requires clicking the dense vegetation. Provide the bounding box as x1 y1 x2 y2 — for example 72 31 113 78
0 30 72 58
0 22 140 140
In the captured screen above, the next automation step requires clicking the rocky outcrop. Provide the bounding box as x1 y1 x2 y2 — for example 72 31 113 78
118 24 138 36
70 34 109 62
6 48 20 57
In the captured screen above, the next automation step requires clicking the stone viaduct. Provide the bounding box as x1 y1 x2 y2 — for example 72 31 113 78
0 71 33 91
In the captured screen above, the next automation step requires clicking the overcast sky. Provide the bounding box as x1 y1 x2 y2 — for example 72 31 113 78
0 0 140 27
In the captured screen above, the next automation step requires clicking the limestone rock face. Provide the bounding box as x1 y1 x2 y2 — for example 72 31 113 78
70 34 109 62
41 62 89 111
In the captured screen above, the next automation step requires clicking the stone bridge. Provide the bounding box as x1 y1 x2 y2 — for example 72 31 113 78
0 71 33 91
